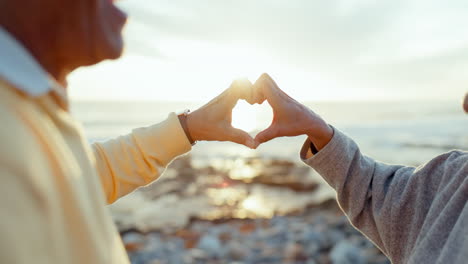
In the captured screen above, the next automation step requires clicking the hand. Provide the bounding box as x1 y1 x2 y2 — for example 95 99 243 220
186 79 263 149
253 73 334 150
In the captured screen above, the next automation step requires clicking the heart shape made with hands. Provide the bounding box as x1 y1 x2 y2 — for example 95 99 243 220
203 73 332 150
228 78 274 147
231 100 273 138
188 78 266 149
190 74 301 149
228 73 316 149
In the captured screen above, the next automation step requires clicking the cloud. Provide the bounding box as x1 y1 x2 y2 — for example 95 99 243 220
103 0 468 100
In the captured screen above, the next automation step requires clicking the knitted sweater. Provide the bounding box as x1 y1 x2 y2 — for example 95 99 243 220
301 128 468 264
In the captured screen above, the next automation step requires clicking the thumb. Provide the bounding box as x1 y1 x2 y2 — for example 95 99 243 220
225 127 256 149
254 124 279 147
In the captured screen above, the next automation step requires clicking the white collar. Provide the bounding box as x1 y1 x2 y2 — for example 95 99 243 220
0 26 59 96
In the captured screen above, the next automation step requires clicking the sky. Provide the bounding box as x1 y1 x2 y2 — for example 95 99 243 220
69 0 468 102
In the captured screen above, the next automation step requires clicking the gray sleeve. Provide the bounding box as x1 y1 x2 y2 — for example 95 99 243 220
301 127 467 261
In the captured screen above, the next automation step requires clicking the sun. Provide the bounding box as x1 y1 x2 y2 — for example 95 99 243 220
231 100 258 132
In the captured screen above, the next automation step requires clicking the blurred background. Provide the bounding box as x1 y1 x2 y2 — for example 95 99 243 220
70 1 468 263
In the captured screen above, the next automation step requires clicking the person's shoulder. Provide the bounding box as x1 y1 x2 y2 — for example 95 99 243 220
445 149 468 168
420 150 468 177
0 81 42 169
438 149 468 162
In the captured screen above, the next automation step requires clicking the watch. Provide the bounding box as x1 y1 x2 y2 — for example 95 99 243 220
177 109 196 146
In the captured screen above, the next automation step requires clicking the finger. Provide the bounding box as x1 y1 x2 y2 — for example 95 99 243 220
257 73 298 103
252 82 266 104
259 73 295 100
225 127 256 149
254 124 279 146
254 73 284 107
229 78 255 105
212 79 251 109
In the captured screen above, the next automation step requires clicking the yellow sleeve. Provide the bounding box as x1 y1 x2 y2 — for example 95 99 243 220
93 113 192 204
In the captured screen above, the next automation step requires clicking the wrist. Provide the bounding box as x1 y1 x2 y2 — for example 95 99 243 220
306 119 333 151
185 111 202 142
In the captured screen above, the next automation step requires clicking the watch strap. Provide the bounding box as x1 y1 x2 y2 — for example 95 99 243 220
177 111 196 145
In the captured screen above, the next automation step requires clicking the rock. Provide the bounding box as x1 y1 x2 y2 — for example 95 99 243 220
122 232 145 252
239 222 256 234
302 229 326 244
132 194 212 232
315 254 331 264
302 230 326 257
188 248 209 261
329 215 349 230
270 216 288 227
143 235 165 253
361 246 390 264
218 231 232 243
174 229 200 249
226 241 248 260
261 226 288 246
113 158 390 264
284 242 307 262
256 166 317 191
348 235 373 249
330 241 365 264
197 234 222 257
270 159 296 168
171 155 193 170
149 260 165 264
176 167 196 179
368 254 391 264
166 237 184 253
324 229 346 248
167 254 184 264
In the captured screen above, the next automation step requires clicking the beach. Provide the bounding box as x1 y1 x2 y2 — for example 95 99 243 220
73 100 467 264
111 156 389 264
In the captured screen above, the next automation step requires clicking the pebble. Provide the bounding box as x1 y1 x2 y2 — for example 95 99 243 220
330 241 365 264
122 232 145 252
116 157 388 264
125 213 387 264
284 242 306 261
226 241 248 260
197 234 223 258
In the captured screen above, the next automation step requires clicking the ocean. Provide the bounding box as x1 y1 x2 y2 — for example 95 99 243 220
71 100 467 167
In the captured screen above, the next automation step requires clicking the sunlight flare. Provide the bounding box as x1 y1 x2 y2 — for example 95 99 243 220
231 101 258 133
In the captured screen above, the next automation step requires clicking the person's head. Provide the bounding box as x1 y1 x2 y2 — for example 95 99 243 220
0 0 127 84
463 93 468 114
